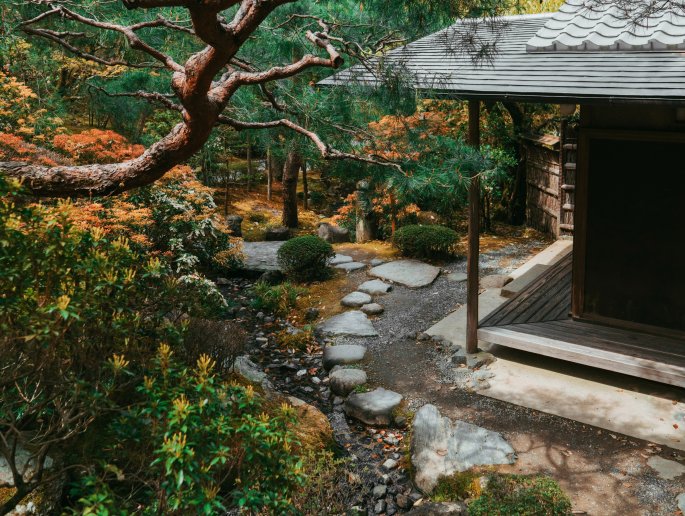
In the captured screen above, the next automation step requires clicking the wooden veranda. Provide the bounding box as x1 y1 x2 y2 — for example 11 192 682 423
477 252 685 388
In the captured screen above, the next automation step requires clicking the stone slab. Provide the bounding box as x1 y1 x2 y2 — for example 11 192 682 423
241 241 285 271
341 291 372 307
369 260 441 288
677 493 685 513
647 456 685 480
317 311 378 337
358 279 393 295
330 368 368 396
411 404 515 493
446 272 467 283
480 274 512 289
330 254 354 265
323 345 368 370
335 261 367 272
361 303 384 315
344 388 403 426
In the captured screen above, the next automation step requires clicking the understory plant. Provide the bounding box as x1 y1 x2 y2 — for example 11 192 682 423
277 235 334 282
392 224 459 259
252 281 307 317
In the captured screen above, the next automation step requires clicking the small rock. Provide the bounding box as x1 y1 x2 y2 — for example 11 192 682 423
446 272 467 282
335 261 367 272
341 291 373 308
258 269 285 285
296 369 307 377
373 484 388 499
225 214 243 237
358 279 393 295
406 502 467 515
344 388 403 426
312 377 321 385
467 351 496 369
417 333 431 341
330 253 354 265
647 456 685 480
318 222 350 243
676 493 685 514
333 396 345 405
233 355 272 389
396 494 411 510
216 277 230 285
347 506 365 516
394 415 408 428
382 458 398 471
480 274 512 289
304 307 320 322
265 226 290 241
361 303 384 315
386 503 397 515
323 344 367 370
374 500 387 514
330 368 368 396
451 347 467 365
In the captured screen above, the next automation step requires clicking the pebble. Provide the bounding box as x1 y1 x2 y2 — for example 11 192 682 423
382 458 399 471
296 369 307 377
374 500 387 514
373 484 387 499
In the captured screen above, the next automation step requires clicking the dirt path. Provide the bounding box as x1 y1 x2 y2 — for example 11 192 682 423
331 243 683 516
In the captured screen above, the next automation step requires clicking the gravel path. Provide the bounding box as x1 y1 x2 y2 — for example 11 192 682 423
330 241 683 516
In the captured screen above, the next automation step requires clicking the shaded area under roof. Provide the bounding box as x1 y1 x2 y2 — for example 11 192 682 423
319 13 685 105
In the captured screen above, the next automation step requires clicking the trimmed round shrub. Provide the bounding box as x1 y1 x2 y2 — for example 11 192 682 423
277 235 334 282
392 224 459 259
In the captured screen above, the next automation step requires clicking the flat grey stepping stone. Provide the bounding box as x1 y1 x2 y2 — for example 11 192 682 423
344 388 403 426
323 344 367 370
341 291 372 307
361 303 384 315
241 241 285 271
677 493 685 513
330 254 353 265
358 279 393 295
317 310 378 337
411 404 515 493
647 456 685 480
370 258 385 266
446 272 467 282
370 260 440 288
329 368 368 396
335 261 366 272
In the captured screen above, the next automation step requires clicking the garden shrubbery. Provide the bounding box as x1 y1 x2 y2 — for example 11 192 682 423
392 224 459 259
251 281 307 316
277 235 334 282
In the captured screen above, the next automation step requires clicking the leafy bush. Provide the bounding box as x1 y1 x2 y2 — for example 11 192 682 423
277 235 334 282
392 224 459 259
72 345 304 514
252 281 307 317
0 177 223 511
292 451 356 514
468 474 572 516
276 328 316 351
184 318 247 374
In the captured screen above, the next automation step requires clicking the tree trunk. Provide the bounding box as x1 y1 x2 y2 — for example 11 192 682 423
266 148 273 201
223 168 229 216
246 133 252 192
282 150 302 228
302 161 308 210
502 102 527 225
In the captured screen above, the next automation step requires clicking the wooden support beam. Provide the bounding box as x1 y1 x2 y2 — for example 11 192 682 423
466 99 481 354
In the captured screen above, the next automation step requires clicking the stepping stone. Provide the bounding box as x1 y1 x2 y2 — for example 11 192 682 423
446 272 467 283
241 241 285 272
344 388 403 426
335 261 367 272
329 368 368 396
317 310 378 337
330 254 353 265
358 279 393 295
323 345 367 370
480 274 513 289
370 260 440 288
406 502 467 515
647 456 685 480
411 404 516 493
370 258 385 266
677 493 685 514
341 291 372 307
361 303 384 315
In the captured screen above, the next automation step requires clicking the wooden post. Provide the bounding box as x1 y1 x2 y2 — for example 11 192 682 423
302 161 309 210
466 99 481 354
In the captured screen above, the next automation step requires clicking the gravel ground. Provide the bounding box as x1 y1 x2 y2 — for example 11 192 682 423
328 241 684 516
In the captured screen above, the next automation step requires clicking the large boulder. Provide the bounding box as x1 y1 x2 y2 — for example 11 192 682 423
265 226 290 241
225 214 243 237
344 388 403 426
287 396 335 450
318 222 350 243
411 404 516 494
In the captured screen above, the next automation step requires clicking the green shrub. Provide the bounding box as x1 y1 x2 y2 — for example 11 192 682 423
71 345 304 513
252 281 307 316
392 224 459 259
468 474 572 516
277 235 334 282
276 328 316 351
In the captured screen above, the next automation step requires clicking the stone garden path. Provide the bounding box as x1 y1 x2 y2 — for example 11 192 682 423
316 241 685 516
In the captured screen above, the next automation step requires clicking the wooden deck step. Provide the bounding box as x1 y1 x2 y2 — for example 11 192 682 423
478 322 685 388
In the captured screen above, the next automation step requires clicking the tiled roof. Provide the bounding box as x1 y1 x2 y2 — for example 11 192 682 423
527 0 685 51
319 13 685 104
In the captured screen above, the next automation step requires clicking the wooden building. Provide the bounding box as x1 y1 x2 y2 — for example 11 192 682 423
322 0 685 386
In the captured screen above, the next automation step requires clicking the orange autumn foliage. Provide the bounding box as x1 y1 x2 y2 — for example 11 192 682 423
0 132 60 167
53 129 145 164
